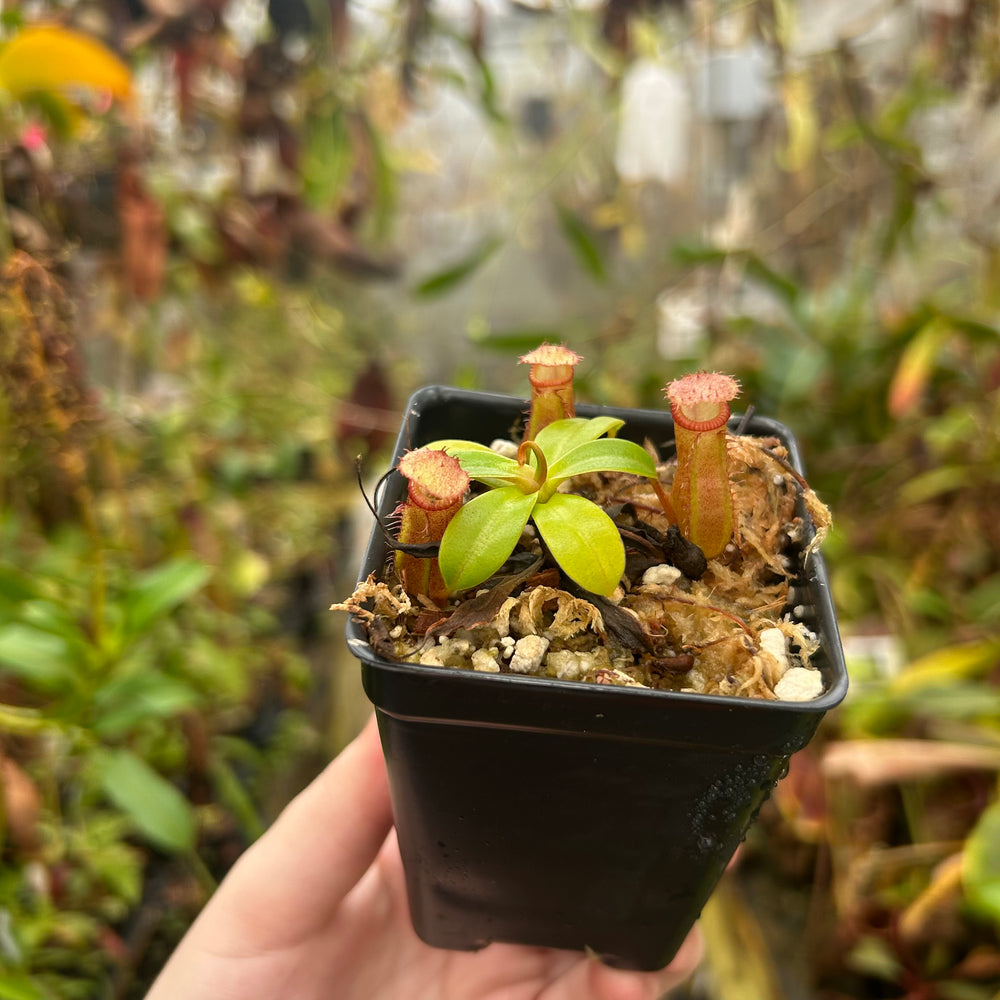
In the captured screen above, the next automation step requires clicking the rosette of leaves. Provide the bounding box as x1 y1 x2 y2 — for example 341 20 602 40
428 416 657 597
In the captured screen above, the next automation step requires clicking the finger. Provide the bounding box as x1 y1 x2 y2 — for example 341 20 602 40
583 928 705 1000
197 714 394 950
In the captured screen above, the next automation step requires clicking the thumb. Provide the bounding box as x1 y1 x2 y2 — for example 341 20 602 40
177 715 392 958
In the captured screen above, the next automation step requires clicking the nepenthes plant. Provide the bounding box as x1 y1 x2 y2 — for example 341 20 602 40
341 344 833 701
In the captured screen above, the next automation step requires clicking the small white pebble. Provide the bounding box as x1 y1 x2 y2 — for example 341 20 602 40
509 635 550 674
759 628 789 664
419 647 448 667
490 438 519 459
390 625 404 639
24 861 49 898
642 564 683 588
793 604 806 618
773 474 785 486
758 627 791 687
725 543 737 554
774 667 824 702
546 649 585 680
472 648 501 673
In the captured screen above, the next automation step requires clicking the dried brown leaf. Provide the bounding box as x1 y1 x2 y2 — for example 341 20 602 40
822 740 1000 787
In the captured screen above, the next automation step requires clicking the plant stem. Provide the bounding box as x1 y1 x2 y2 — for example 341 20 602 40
185 848 219 895
0 156 12 261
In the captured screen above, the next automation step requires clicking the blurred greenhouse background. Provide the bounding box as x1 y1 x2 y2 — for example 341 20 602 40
1 0 999 996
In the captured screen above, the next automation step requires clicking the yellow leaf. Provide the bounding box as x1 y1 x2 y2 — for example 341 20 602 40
891 638 1000 695
899 853 964 945
888 319 950 418
778 71 818 172
0 24 130 102
701 877 788 1000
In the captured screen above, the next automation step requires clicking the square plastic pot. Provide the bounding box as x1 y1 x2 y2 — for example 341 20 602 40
346 386 849 971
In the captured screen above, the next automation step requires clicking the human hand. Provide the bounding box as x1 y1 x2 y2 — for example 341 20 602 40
145 715 702 1000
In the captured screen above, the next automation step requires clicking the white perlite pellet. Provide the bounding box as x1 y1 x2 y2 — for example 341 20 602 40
546 649 586 681
419 638 472 668
472 648 501 673
509 635 550 673
641 564 683 587
490 439 519 459
758 627 791 688
774 667 824 702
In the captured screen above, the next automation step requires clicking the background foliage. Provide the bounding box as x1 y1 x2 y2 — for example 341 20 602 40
1 0 999 997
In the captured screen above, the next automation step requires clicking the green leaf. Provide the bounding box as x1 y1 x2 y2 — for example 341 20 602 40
945 315 1000 345
423 439 494 453
0 974 46 1000
0 704 48 735
19 599 86 644
898 466 969 505
171 202 223 265
963 799 1000 923
671 240 729 267
671 243 800 311
413 237 502 298
124 557 211 639
424 440 526 489
20 88 76 138
436 448 522 484
471 48 505 123
210 750 264 841
846 935 903 982
555 203 606 281
95 749 196 853
968 576 1000 624
743 254 801 310
547 438 656 486
92 673 201 738
532 494 625 596
302 106 353 210
0 623 75 691
439 487 537 592
533 417 624 463
467 325 562 353
0 565 38 604
362 112 396 239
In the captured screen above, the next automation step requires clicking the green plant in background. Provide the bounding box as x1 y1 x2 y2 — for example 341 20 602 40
0 517 315 998
0 21 131 256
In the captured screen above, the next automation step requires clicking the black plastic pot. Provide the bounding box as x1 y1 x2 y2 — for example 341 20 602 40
346 386 848 971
